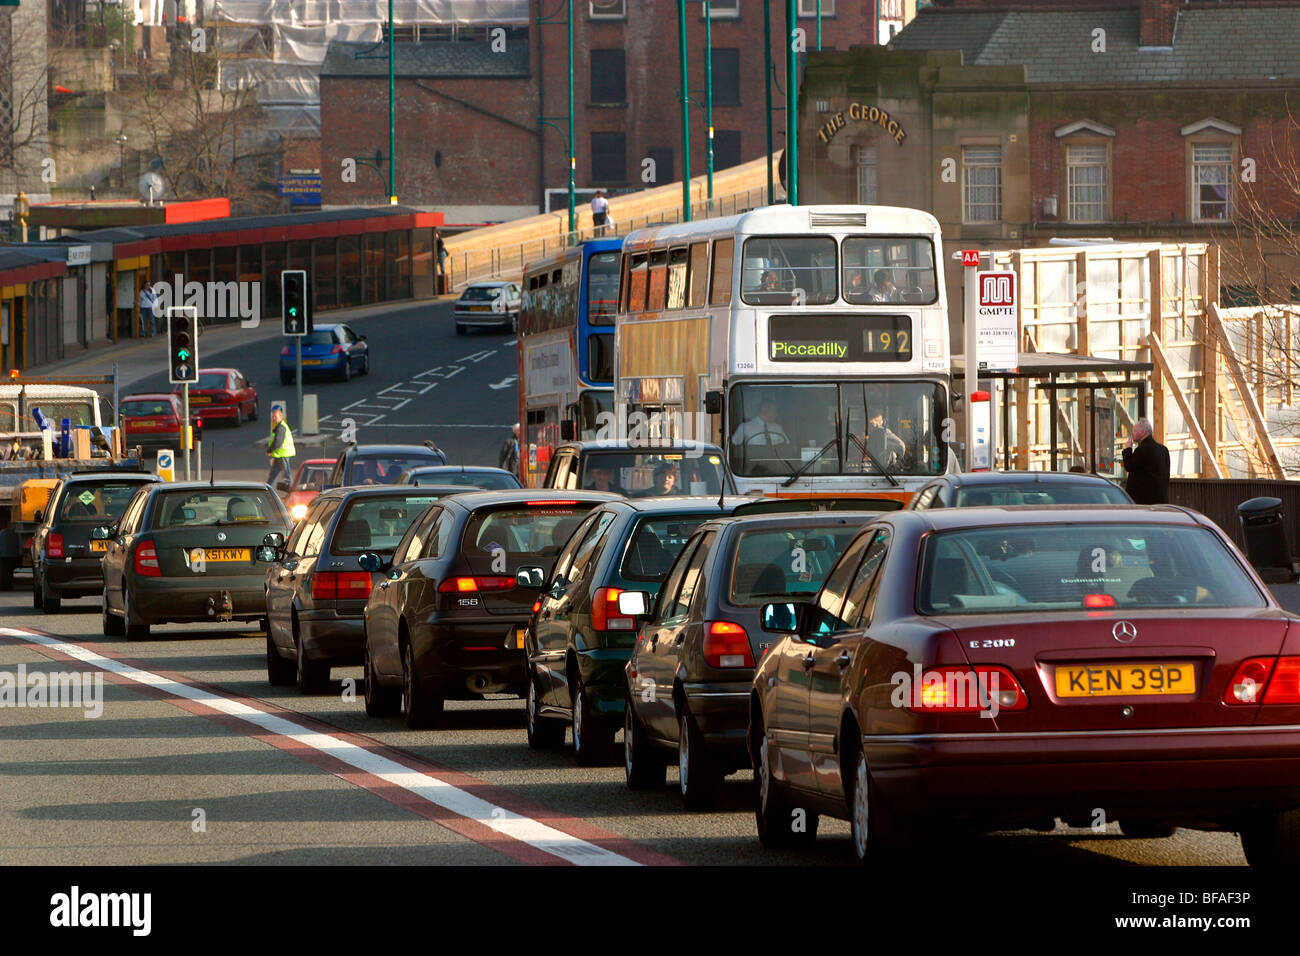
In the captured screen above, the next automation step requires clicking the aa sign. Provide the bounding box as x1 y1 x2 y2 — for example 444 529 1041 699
976 271 1018 373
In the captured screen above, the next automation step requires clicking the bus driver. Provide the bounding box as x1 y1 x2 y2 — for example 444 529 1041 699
732 397 790 447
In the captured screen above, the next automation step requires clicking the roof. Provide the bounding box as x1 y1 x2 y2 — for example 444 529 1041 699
894 503 1210 531
562 441 726 454
951 351 1152 377
321 39 530 79
702 510 882 532
150 481 277 492
315 485 471 501
406 465 514 475
347 444 446 455
437 489 622 509
891 7 1300 84
59 471 159 484
941 470 1123 485
600 495 754 515
120 393 178 401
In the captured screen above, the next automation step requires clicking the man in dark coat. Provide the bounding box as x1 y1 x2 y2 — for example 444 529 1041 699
1121 417 1170 504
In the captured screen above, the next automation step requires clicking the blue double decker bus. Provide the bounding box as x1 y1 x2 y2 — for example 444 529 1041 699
517 238 622 486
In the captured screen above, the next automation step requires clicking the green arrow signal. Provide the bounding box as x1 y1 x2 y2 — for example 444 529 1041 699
177 349 190 361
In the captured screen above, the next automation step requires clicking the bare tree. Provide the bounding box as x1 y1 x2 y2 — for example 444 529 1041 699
0 6 51 194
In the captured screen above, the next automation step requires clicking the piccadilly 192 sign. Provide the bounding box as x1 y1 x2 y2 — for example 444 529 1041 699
815 102 908 146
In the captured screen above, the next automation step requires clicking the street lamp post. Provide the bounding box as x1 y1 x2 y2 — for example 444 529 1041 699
677 0 692 222
567 0 575 235
817 0 823 51
786 0 799 205
387 0 397 204
764 0 774 204
117 133 128 190
704 0 714 211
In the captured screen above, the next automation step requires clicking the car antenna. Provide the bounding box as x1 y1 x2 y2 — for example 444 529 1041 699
210 454 216 486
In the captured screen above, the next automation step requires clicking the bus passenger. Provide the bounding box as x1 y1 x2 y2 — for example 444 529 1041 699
870 269 900 303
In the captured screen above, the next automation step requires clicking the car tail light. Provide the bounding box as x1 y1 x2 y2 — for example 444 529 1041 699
526 500 578 507
437 576 515 593
1225 657 1300 704
532 598 542 613
1083 593 1115 608
312 571 375 601
592 587 634 631
911 665 1027 713
331 345 346 354
703 621 755 668
134 540 160 577
281 346 291 356
45 532 64 559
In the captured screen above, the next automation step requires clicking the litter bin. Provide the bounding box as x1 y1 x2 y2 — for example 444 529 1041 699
1237 497 1292 575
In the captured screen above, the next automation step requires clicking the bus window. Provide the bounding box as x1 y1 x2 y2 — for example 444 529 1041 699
587 251 620 325
626 253 649 312
588 333 614 383
710 238 734 306
843 237 938 305
667 248 689 309
647 250 669 311
688 242 709 307
741 237 837 305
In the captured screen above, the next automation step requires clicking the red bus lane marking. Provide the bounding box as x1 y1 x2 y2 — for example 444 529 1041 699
1 628 681 867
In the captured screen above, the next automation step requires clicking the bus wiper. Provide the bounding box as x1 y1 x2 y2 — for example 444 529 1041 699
781 437 839 487
848 391 901 488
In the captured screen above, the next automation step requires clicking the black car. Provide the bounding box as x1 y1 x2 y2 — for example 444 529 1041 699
908 470 1133 509
519 497 748 765
324 443 448 490
30 471 161 612
543 441 736 496
401 465 522 490
622 511 868 807
261 486 462 693
96 482 291 639
360 489 618 728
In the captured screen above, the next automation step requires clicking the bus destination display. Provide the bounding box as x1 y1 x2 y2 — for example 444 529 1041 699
768 314 913 362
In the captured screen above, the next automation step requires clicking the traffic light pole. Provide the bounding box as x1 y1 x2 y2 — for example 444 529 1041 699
296 340 303 430
182 382 191 480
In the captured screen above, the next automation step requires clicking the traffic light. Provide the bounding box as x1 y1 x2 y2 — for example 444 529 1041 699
281 270 311 336
168 309 198 384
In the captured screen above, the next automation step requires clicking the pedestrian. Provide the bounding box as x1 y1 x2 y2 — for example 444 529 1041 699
498 422 520 474
1121 417 1170 504
435 228 448 290
265 406 296 490
591 189 610 237
138 284 157 337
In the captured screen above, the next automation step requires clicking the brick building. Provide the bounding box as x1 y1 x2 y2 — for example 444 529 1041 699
798 0 1300 316
320 0 918 223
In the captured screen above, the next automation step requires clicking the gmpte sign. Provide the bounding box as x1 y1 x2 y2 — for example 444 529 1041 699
592 410 712 458
152 276 262 329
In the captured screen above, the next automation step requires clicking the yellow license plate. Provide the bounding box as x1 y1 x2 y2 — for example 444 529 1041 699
90 540 108 552
1055 661 1196 697
190 396 212 403
204 548 250 562
515 628 526 649
302 359 322 366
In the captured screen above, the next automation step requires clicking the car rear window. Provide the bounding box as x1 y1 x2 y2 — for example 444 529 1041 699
459 286 500 302
729 526 861 606
461 503 599 573
413 470 518 490
581 452 728 496
953 482 1130 507
347 455 445 485
330 495 440 554
620 516 708 582
193 373 229 390
154 490 279 527
58 482 150 521
120 400 175 418
295 465 332 491
917 523 1266 614
304 330 337 346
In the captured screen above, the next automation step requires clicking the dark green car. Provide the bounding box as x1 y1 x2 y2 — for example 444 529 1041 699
95 481 291 639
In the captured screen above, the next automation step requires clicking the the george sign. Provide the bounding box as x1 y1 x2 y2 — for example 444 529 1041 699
815 102 908 146
156 449 174 482
976 271 1018 373
961 249 982 268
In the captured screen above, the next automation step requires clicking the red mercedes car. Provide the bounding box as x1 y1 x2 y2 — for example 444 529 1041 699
751 505 1300 866
172 368 259 426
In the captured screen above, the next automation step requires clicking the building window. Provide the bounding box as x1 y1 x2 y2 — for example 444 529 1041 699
590 49 626 104
1192 143 1232 221
962 146 1002 223
647 147 675 186
798 0 836 15
855 146 877 204
589 0 625 18
714 130 741 171
1066 145 1108 222
707 0 739 17
711 49 740 107
591 131 627 184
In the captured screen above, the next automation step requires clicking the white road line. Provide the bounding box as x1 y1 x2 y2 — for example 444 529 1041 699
418 383 439 394
464 350 495 364
1 629 639 867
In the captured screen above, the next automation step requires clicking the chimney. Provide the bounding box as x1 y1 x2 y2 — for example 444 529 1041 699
1139 0 1178 47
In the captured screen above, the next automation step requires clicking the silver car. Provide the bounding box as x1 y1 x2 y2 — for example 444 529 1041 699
454 281 521 334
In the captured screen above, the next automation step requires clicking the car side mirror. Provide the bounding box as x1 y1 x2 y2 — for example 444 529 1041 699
256 546 280 563
617 590 650 617
33 510 42 523
761 601 808 633
262 532 285 549
91 526 111 540
515 566 546 590
282 556 300 572
357 551 386 573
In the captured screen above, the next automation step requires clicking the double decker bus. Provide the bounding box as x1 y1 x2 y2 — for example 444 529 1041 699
517 238 622 486
615 205 951 503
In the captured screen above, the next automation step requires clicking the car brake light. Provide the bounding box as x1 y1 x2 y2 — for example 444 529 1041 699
134 540 160 577
526 500 578 506
313 571 373 601
592 587 634 631
703 621 755 668
1083 593 1115 607
331 345 346 354
532 598 542 613
1225 657 1300 704
911 665 1027 712
438 576 515 593
46 532 64 559
281 346 291 356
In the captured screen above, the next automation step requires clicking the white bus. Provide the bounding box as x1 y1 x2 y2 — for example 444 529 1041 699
615 204 951 503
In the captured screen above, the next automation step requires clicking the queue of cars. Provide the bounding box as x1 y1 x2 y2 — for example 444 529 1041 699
32 457 1300 866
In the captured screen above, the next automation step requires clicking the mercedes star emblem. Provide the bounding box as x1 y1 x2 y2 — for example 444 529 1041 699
1112 620 1138 644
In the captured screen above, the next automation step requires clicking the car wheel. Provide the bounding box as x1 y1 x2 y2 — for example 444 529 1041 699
361 354 370 376
123 589 150 640
1241 809 1300 865
455 324 467 336
525 671 565 749
101 589 124 637
250 400 259 422
624 690 666 790
363 639 400 717
339 356 352 383
280 372 293 385
295 627 330 694
850 748 892 865
40 575 60 614
753 720 816 849
1119 820 1177 839
235 406 244 427
402 640 443 729
31 570 41 609
0 559 15 590
572 679 614 766
678 708 724 810
266 633 294 686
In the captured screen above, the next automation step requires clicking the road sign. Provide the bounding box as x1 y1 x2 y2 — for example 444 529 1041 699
961 249 982 268
976 271 1018 373
157 449 175 482
168 308 199 384
281 270 311 336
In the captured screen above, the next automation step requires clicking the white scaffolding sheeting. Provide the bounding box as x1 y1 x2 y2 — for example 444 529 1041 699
204 0 528 24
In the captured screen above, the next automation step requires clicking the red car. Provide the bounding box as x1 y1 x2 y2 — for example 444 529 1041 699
285 459 335 522
751 505 1300 866
172 368 259 426
119 393 190 451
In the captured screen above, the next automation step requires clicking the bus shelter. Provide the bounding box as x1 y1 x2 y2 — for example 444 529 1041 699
952 352 1153 474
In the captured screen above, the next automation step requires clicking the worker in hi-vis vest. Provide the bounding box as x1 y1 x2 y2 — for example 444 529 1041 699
266 407 296 488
